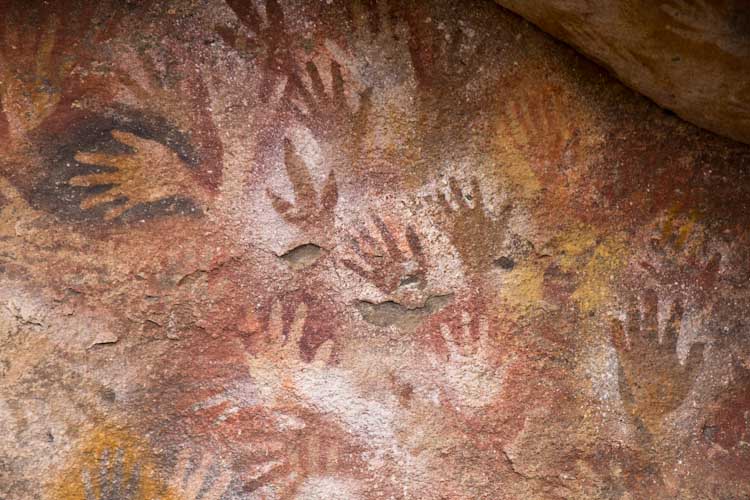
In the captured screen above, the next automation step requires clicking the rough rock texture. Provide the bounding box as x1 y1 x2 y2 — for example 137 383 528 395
0 0 749 499
494 0 750 145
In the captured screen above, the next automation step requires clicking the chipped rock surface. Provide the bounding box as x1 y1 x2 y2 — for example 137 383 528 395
0 0 749 499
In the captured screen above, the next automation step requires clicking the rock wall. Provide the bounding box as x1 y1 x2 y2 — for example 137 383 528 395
0 1 749 498
495 0 750 145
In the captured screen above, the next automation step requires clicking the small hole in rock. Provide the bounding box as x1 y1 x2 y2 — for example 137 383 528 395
494 256 515 270
399 275 420 287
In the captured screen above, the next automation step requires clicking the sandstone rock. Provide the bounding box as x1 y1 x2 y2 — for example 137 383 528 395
495 0 750 144
0 0 749 498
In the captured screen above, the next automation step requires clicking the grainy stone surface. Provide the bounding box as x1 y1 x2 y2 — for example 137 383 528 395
0 1 749 499
494 0 750 145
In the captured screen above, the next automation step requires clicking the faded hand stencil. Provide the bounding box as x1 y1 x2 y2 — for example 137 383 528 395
0 1 749 499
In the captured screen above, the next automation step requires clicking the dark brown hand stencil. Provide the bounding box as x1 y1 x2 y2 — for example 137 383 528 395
431 177 511 272
287 58 372 156
612 288 705 434
396 4 489 168
342 216 427 295
266 138 338 234
401 5 484 97
219 0 296 99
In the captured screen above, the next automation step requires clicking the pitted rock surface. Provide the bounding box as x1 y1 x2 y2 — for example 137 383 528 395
0 1 749 499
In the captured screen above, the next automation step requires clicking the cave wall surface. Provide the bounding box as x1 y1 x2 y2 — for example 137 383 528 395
1 0 750 499
494 0 750 145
